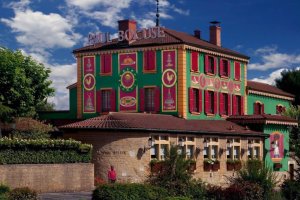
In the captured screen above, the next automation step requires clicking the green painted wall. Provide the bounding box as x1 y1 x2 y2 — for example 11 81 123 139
247 93 291 115
185 51 245 120
263 124 289 171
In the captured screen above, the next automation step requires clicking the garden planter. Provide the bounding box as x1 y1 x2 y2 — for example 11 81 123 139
212 162 220 171
151 162 164 173
203 162 212 171
234 162 242 170
227 163 235 171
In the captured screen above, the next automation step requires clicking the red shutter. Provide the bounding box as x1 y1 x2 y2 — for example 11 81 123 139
219 59 224 76
205 90 209 114
96 90 102 113
214 57 217 75
241 96 244 115
276 105 279 114
233 95 237 115
205 55 209 73
254 103 258 114
148 51 156 71
198 89 202 113
110 89 116 112
219 93 224 115
235 62 240 80
192 51 198 71
214 91 218 114
261 104 264 114
228 61 231 77
228 94 231 115
154 87 160 112
100 55 105 74
189 88 194 113
105 54 112 73
140 88 145 112
144 51 148 70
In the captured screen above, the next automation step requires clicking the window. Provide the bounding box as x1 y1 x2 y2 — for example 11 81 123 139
227 138 241 160
189 88 202 113
220 59 230 77
219 93 230 116
96 89 116 113
177 136 196 159
203 137 219 160
191 51 199 72
254 102 264 114
233 95 243 115
234 62 241 80
276 105 286 114
100 54 112 75
143 50 156 72
205 55 216 74
150 135 170 160
205 90 217 115
248 139 261 159
140 87 160 112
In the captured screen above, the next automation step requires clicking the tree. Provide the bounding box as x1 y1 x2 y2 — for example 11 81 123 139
0 47 54 120
275 68 300 105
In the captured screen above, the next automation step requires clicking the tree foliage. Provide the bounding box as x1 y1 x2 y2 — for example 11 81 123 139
275 68 300 105
0 47 54 121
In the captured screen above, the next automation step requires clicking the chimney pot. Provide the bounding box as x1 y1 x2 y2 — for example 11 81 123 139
194 29 201 39
209 21 221 46
118 19 137 43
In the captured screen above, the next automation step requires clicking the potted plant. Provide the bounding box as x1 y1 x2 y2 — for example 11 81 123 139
203 158 213 171
212 160 220 171
234 159 242 170
226 159 235 171
150 159 165 173
189 160 197 172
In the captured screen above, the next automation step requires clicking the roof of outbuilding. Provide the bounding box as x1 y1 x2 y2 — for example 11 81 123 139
73 28 249 59
247 81 294 99
227 114 298 126
60 112 263 137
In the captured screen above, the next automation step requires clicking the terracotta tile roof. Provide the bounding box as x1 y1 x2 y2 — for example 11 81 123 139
66 82 77 89
73 28 249 59
60 112 263 136
247 81 294 98
227 114 298 126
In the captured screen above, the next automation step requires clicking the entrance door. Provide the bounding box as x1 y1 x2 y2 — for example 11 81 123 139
289 164 294 180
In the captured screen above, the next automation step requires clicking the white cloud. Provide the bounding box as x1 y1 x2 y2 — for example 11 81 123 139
251 68 287 85
66 0 131 11
248 46 300 71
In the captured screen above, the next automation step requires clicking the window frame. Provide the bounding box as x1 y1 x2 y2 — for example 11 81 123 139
150 134 170 160
203 137 219 160
143 50 157 73
100 54 112 76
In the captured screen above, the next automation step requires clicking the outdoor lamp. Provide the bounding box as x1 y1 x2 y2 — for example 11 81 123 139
226 139 233 148
178 138 185 147
144 137 155 153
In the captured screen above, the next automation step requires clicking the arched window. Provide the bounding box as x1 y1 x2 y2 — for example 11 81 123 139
276 105 286 114
254 101 264 114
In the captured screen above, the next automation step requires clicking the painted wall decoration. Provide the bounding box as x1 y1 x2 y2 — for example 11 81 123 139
119 53 137 111
162 50 177 112
270 132 284 162
191 73 241 94
83 56 96 113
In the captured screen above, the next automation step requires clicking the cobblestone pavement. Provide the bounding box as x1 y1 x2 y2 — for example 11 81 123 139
39 191 92 200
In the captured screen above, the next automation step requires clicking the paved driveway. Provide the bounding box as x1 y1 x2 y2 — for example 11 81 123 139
39 191 92 200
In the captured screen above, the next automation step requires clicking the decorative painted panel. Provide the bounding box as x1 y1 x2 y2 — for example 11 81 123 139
83 56 96 113
162 50 177 112
269 131 284 163
119 53 138 111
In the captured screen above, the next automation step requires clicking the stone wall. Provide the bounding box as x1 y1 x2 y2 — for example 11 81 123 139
0 163 94 193
63 130 266 185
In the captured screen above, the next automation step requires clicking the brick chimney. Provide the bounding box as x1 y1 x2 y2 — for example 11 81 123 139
194 29 201 39
209 21 221 46
118 19 137 43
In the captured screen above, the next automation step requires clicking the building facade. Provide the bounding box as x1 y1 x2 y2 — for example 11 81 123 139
40 19 298 184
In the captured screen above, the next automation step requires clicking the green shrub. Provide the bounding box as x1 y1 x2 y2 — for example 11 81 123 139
163 197 191 200
205 185 223 200
223 181 264 200
281 180 300 200
0 138 92 164
0 184 10 194
8 187 37 200
92 183 169 200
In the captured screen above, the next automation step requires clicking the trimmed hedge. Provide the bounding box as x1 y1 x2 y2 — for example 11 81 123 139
92 183 169 200
0 138 92 164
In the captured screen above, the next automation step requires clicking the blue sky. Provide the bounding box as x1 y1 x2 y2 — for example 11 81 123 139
1 0 300 110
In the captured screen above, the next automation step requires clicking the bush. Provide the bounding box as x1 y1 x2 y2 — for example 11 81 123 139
0 138 92 164
0 184 10 194
281 180 300 200
205 185 223 200
92 183 169 200
223 181 263 200
8 187 37 200
163 197 191 200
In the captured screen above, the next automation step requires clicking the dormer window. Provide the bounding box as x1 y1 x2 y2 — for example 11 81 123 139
254 102 264 114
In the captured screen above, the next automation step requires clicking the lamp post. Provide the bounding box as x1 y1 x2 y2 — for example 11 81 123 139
144 137 155 153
